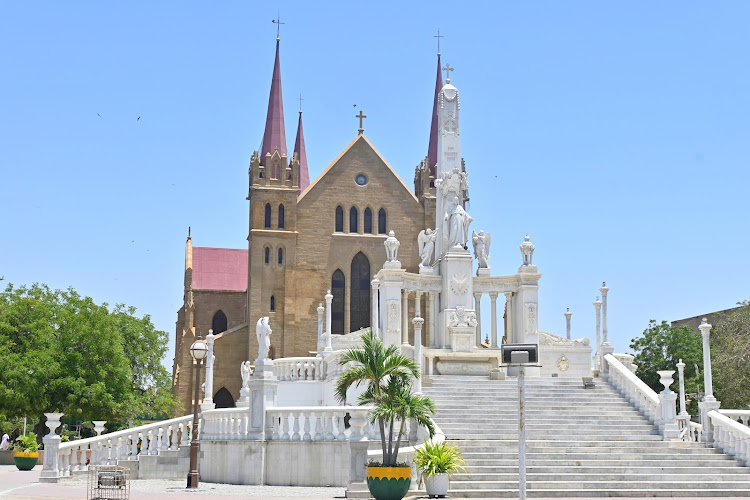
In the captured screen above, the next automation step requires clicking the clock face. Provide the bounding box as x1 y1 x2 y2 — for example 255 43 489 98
355 174 368 186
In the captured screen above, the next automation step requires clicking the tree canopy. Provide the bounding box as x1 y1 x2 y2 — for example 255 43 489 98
629 320 703 413
711 301 750 409
0 283 176 432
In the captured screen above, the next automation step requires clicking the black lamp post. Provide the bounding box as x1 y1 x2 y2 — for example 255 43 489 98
187 333 207 488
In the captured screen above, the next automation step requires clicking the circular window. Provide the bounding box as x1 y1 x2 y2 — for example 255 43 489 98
355 174 368 186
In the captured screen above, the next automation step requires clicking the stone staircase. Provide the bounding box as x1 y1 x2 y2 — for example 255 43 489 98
421 375 750 497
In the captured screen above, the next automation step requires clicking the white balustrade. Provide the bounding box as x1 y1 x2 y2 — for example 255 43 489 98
263 407 375 442
272 357 328 381
719 410 750 427
604 353 661 426
52 415 193 478
709 410 750 466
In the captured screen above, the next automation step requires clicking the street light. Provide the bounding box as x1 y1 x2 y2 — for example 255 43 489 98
187 333 208 489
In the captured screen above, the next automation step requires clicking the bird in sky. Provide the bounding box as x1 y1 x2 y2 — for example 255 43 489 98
97 113 101 118
137 116 141 121
353 104 356 107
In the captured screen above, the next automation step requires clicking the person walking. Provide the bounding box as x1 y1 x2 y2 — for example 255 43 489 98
0 432 10 450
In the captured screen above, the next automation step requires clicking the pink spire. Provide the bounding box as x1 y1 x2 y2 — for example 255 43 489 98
294 110 310 193
427 52 443 176
259 39 287 166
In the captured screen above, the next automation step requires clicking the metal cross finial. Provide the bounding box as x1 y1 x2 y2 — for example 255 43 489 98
356 111 367 134
297 94 303 112
442 63 454 83
433 29 444 55
272 13 284 39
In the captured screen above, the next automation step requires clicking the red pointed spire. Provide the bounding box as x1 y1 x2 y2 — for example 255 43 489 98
427 52 443 176
294 110 309 193
259 39 287 166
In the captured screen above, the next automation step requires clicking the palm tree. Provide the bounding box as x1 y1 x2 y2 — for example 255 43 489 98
335 330 436 466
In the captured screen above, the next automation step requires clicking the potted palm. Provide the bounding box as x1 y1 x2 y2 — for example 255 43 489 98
336 330 435 500
414 440 466 497
13 432 39 471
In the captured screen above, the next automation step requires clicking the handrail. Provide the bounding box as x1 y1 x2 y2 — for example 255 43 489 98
604 353 661 425
57 414 192 450
719 410 750 426
708 410 750 466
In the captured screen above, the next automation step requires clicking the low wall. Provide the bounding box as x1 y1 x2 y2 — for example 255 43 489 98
0 450 44 465
199 440 351 486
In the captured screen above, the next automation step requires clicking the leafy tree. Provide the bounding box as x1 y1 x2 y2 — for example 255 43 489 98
0 283 177 435
629 320 703 414
711 301 750 409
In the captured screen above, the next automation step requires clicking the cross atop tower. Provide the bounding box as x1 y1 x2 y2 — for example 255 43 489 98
433 29 444 55
442 63 454 84
356 111 367 135
272 14 284 39
297 93 304 112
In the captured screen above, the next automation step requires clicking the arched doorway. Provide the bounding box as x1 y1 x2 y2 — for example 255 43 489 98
211 310 227 334
213 387 235 409
350 252 371 332
331 269 345 335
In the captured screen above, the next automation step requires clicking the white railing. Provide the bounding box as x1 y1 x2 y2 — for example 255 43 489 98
273 357 328 381
719 410 750 427
54 415 194 477
200 406 379 442
709 410 750 466
604 353 661 425
678 417 703 443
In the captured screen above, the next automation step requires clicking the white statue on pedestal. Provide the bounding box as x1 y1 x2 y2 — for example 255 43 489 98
520 235 535 266
241 361 253 388
384 230 400 262
417 229 436 268
472 230 491 268
444 196 473 249
439 167 468 197
256 317 272 360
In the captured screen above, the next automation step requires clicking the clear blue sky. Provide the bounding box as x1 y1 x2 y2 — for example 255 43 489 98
2 2 748 370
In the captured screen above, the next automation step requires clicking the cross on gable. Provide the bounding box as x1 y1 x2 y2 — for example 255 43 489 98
434 29 444 54
272 14 285 39
442 63 454 83
356 111 367 135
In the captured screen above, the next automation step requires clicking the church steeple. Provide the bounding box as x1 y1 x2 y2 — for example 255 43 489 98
259 38 287 166
294 110 310 193
427 52 443 175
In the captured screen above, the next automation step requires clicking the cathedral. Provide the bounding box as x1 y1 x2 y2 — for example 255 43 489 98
171 36 450 414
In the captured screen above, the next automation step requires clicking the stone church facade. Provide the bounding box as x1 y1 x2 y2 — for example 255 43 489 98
172 37 446 415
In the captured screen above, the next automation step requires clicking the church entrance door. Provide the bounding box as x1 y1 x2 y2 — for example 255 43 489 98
350 252 371 333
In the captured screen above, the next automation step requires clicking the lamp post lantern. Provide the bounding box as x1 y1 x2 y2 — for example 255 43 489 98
187 333 208 488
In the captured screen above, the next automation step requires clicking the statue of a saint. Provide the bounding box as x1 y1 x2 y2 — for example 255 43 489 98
444 196 473 249
417 229 436 268
472 230 491 268
241 361 253 387
255 316 272 360
520 235 535 266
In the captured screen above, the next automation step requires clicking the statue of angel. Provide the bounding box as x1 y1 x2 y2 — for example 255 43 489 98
241 361 253 388
417 228 436 268
472 230 491 268
255 316 272 360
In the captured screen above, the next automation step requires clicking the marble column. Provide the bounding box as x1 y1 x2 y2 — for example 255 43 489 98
371 278 380 339
490 293 498 348
600 282 610 346
201 330 216 411
317 303 325 354
401 290 409 345
428 292 437 347
415 292 422 325
474 293 482 347
325 290 333 346
594 297 602 354
564 308 572 340
504 292 512 345
413 317 424 394
699 318 715 401
676 359 689 417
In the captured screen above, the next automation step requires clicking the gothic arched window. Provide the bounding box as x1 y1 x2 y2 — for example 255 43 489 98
264 247 270 265
270 295 276 312
213 387 236 409
378 209 386 234
278 247 283 266
350 207 358 233
331 269 345 335
211 310 227 334
278 204 285 229
364 208 373 234
335 206 344 232
264 203 271 229
350 252 371 332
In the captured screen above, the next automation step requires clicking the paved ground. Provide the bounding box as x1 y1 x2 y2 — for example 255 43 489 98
3 466 750 500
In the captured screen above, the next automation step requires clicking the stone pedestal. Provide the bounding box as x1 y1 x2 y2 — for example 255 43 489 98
514 265 541 345
600 343 615 375
247 359 278 440
440 248 473 310
476 267 491 277
236 387 251 408
39 412 64 483
448 324 476 353
699 399 722 443
376 268 405 347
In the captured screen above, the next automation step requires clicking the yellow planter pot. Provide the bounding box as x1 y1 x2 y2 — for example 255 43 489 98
13 452 39 471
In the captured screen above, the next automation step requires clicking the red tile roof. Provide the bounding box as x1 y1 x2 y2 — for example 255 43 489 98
192 247 248 291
